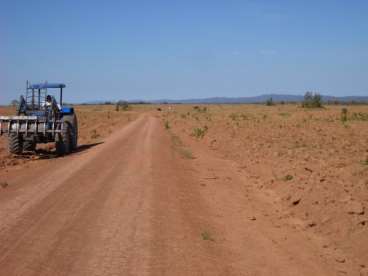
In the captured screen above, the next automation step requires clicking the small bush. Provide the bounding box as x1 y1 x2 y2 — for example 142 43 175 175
164 120 170 129
193 106 207 113
201 231 214 241
179 148 195 159
90 129 100 139
351 112 368 121
302 92 323 108
362 157 368 166
116 100 129 111
283 174 293 181
192 126 208 139
341 108 348 122
266 97 274 106
229 113 238 121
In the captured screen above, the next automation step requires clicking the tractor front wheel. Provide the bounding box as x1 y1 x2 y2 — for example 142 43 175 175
9 134 23 155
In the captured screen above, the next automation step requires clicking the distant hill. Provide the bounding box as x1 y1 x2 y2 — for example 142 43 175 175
152 94 368 104
78 94 368 105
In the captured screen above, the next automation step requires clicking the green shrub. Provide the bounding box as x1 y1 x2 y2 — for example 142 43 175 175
229 113 238 121
283 174 293 181
192 126 208 139
201 231 214 241
351 112 368 121
341 108 348 122
116 100 129 111
266 97 274 106
362 157 368 166
302 92 323 108
193 106 208 113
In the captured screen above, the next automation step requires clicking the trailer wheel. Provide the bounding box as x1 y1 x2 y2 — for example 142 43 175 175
23 140 36 152
56 123 72 156
9 134 23 155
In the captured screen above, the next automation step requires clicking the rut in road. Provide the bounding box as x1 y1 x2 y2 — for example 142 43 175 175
0 115 340 275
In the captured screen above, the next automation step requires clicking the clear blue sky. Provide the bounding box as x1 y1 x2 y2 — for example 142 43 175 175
1 0 367 104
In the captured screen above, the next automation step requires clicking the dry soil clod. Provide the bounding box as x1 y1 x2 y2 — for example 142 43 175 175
0 181 8 188
347 201 365 215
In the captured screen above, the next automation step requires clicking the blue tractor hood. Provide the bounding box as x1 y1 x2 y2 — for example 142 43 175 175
61 106 74 115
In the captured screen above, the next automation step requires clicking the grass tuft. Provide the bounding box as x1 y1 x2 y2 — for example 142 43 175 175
192 126 208 139
283 174 294 181
341 108 348 122
201 231 214 241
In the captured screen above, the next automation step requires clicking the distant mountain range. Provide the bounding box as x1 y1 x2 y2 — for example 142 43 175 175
151 94 368 104
79 94 368 105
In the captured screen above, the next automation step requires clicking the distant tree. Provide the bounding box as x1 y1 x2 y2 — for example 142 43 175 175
265 97 274 106
10 99 19 107
10 100 19 107
302 92 323 108
115 100 129 111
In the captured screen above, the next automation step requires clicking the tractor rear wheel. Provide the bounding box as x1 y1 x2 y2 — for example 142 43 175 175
9 134 23 155
23 140 36 152
55 123 72 156
62 115 78 150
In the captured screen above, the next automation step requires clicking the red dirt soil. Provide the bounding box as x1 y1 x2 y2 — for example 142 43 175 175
0 105 367 275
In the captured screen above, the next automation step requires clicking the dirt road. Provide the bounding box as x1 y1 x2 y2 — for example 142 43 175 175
0 115 349 275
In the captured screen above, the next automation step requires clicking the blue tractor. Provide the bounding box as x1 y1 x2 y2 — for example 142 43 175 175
0 82 78 155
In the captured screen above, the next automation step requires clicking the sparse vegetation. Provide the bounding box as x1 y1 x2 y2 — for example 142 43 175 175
193 106 208 113
10 99 19 107
201 231 214 241
283 174 293 181
229 113 249 121
115 100 130 111
266 97 274 106
170 133 195 159
302 92 323 108
362 157 368 166
192 126 208 139
341 108 348 122
279 112 290 117
90 129 100 139
229 113 238 120
351 112 368 121
164 120 170 129
179 148 195 159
